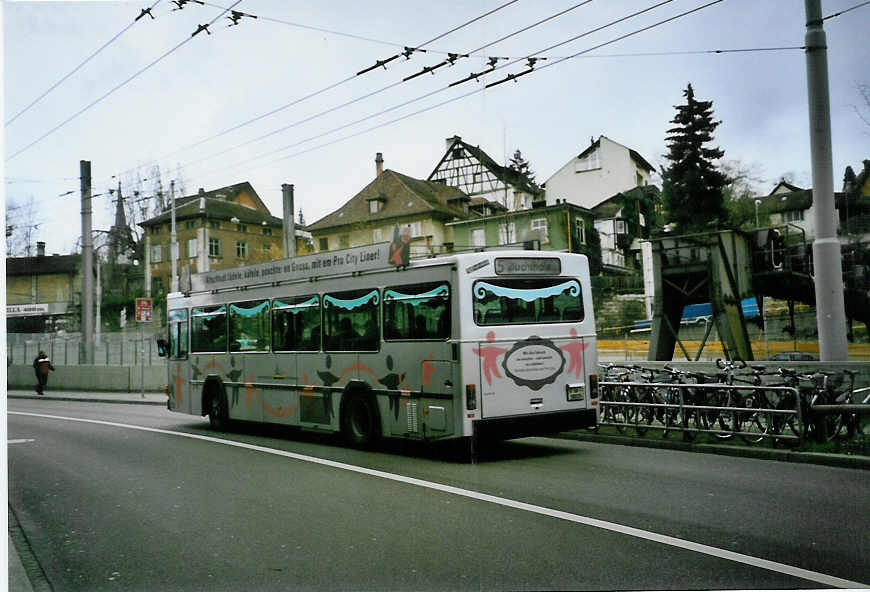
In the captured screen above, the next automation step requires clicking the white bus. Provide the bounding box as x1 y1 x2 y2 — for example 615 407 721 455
158 244 598 447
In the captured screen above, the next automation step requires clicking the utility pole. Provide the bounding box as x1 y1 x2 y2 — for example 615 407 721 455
80 160 94 364
282 184 295 258
170 180 178 293
805 0 848 360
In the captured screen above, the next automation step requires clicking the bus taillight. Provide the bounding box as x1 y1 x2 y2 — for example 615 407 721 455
465 384 477 410
589 374 599 400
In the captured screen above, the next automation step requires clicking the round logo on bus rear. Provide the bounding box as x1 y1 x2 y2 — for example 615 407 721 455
501 336 565 391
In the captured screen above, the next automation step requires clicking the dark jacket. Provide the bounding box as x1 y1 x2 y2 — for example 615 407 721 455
33 355 55 377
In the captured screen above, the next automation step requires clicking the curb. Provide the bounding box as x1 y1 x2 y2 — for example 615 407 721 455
8 394 166 407
554 430 870 471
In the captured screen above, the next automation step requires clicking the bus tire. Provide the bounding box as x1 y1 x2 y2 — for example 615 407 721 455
341 393 380 448
205 384 229 431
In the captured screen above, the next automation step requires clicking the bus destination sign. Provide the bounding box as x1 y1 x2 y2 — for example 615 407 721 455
494 257 561 276
190 243 392 292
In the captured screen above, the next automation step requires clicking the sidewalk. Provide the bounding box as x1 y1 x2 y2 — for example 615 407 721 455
7 389 167 406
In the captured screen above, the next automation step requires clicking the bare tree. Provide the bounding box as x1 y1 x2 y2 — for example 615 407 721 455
853 82 870 131
5 195 40 256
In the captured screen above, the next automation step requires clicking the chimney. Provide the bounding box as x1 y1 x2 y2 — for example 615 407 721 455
198 187 205 195
375 152 384 177
36 241 46 257
282 184 295 258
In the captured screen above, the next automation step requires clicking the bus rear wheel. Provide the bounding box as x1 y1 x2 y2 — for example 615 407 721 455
341 394 380 448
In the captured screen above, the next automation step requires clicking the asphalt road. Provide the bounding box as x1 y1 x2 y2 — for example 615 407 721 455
8 398 870 591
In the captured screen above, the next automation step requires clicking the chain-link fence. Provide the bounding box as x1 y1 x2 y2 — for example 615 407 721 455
7 332 164 366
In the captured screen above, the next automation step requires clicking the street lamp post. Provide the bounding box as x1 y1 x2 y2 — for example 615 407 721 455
754 199 762 228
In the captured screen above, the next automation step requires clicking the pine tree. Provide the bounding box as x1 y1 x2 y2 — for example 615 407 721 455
508 149 539 190
661 84 729 233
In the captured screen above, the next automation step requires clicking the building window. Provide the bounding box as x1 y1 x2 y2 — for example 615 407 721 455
339 235 349 249
152 276 163 295
151 244 162 263
185 220 197 230
471 228 485 247
369 200 380 214
498 222 516 245
187 238 198 258
636 171 643 187
262 227 272 236
149 225 161 235
262 243 271 253
209 220 220 230
530 218 549 244
575 218 586 244
407 222 422 237
236 223 247 233
236 241 248 259
576 149 600 172
784 209 804 223
319 237 328 251
615 220 627 234
373 229 382 242
208 237 221 258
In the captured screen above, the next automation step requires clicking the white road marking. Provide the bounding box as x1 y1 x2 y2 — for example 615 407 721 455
8 439 35 444
9 410 868 589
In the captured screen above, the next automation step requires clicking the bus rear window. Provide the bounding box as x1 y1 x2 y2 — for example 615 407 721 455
473 278 583 325
191 305 227 353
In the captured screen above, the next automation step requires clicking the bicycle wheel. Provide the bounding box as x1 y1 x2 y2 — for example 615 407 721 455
706 389 735 439
634 388 655 437
739 391 770 445
772 393 802 447
661 387 682 439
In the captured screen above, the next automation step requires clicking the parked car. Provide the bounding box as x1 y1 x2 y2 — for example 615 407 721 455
770 351 818 361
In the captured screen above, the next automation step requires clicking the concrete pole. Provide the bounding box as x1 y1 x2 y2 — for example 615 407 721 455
80 160 94 364
170 180 178 293
282 184 295 258
145 235 152 298
96 258 102 348
804 0 848 360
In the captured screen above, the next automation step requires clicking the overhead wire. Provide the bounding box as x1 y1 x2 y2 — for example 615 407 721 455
5 0 164 127
163 0 522 161
5 0 242 163
190 0 723 183
181 1 595 170
823 0 870 20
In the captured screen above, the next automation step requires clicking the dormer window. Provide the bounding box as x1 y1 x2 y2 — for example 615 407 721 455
367 195 386 214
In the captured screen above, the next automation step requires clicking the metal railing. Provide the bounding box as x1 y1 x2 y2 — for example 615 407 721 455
7 333 162 366
598 381 803 445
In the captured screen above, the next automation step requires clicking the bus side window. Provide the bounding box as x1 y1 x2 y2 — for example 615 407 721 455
191 305 227 353
383 282 450 341
273 295 320 352
229 300 270 352
323 289 379 351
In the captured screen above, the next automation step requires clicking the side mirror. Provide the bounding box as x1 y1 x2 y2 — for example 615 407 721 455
156 337 169 357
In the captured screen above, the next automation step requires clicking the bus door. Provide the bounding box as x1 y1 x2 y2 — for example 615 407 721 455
167 308 191 414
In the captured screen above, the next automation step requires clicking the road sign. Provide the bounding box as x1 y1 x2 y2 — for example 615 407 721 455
135 298 153 323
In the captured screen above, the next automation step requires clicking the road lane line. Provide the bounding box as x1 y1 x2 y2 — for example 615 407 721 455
10 410 868 589
8 439 36 444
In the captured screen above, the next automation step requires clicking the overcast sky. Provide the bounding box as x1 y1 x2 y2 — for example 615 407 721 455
4 0 869 255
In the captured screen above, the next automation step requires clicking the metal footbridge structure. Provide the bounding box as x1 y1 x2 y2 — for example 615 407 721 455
647 227 870 361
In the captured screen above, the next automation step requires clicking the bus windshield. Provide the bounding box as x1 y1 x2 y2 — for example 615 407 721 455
473 278 583 325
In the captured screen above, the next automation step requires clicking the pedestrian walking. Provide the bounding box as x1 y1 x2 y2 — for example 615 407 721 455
33 350 55 395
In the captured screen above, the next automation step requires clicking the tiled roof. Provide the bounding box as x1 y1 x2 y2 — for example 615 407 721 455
6 254 81 276
754 190 814 214
578 136 655 172
307 169 472 231
591 185 661 218
139 197 284 228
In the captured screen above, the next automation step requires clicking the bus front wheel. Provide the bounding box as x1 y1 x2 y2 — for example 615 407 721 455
207 389 229 431
341 394 380 448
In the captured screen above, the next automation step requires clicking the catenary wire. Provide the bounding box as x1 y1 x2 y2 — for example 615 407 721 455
5 0 165 127
190 0 723 183
182 1 596 170
823 0 870 20
5 1 242 163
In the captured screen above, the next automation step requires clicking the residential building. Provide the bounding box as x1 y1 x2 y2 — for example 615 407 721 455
138 181 312 303
446 202 597 264
308 153 472 257
838 160 870 239
6 241 90 333
428 135 542 211
591 185 661 272
543 135 655 209
752 181 844 241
